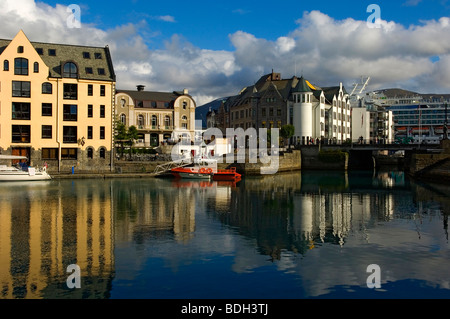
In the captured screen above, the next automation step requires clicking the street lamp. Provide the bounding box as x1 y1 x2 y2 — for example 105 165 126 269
444 101 448 140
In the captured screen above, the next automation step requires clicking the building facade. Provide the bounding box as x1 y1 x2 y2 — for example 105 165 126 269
115 87 197 147
219 71 351 145
0 30 116 172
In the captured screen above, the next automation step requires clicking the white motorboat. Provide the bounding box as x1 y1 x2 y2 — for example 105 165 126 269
0 155 52 181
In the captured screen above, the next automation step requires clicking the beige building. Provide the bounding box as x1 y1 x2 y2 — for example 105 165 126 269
116 86 197 147
0 30 116 172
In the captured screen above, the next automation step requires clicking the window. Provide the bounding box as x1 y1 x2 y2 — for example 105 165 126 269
48 49 56 56
100 105 105 118
262 108 266 117
12 102 31 120
63 126 77 143
36 48 43 55
100 126 105 140
120 114 126 125
165 115 171 129
17 46 24 53
3 60 9 71
34 62 39 73
100 85 105 96
88 105 93 118
88 84 93 96
99 147 106 159
269 108 274 116
183 101 187 109
151 101 157 108
63 62 78 78
42 125 52 139
61 148 77 159
277 109 281 116
181 115 188 129
63 83 77 100
42 148 58 160
151 115 157 129
83 52 91 59
94 52 102 59
12 81 31 97
85 67 93 74
63 105 77 121
42 82 52 94
87 147 93 159
14 58 28 75
87 126 93 139
42 103 52 116
12 125 31 143
98 68 105 75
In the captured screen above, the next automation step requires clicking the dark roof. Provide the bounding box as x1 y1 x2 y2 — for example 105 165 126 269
117 89 183 102
292 76 312 93
0 38 115 82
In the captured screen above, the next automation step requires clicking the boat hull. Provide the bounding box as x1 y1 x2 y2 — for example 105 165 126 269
0 171 52 182
171 168 212 180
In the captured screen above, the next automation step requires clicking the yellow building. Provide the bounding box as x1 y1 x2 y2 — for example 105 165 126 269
116 86 196 147
0 30 116 172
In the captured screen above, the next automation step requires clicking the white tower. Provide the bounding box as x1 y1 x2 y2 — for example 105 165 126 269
292 77 314 145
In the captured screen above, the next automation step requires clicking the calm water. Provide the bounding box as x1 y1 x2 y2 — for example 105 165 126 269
0 170 450 299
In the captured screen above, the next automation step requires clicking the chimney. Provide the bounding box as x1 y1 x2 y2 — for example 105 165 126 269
183 88 188 95
137 85 145 92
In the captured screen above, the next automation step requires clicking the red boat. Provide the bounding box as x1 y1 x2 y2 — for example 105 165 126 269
213 167 241 181
171 159 241 182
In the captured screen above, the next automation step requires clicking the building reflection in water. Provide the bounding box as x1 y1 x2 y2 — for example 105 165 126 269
215 171 401 260
0 169 446 299
0 180 114 299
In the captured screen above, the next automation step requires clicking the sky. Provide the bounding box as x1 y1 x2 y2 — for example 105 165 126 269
1 0 450 106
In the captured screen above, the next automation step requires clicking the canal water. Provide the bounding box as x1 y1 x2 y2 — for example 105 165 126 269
0 170 449 299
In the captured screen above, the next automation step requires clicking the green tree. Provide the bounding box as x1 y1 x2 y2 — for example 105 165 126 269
114 117 140 159
280 124 295 147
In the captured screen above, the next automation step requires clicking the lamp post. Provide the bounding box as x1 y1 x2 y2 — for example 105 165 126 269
444 101 448 140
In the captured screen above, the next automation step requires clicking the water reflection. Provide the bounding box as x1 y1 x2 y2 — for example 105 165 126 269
0 181 114 299
0 170 449 299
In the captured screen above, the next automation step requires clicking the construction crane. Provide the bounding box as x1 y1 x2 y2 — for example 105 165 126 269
350 76 371 96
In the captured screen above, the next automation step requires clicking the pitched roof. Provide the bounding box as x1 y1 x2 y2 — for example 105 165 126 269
0 38 115 82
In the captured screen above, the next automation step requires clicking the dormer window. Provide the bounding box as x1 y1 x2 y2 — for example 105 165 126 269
63 62 78 78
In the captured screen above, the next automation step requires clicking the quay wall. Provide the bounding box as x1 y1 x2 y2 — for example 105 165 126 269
408 140 450 182
231 150 301 175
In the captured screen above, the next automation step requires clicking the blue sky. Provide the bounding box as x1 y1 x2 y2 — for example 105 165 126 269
2 0 450 105
40 0 450 50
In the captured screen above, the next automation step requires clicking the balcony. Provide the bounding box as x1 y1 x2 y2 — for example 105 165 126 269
136 125 174 131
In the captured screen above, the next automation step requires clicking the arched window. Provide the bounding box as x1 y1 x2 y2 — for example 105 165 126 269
34 62 39 73
120 113 126 125
42 82 52 94
151 115 157 128
99 147 106 159
63 62 78 78
137 115 144 128
181 115 188 129
3 60 9 71
87 147 93 159
182 101 187 109
14 58 28 75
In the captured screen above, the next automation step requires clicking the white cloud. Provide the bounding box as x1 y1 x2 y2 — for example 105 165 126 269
1 1 450 106
154 15 176 23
